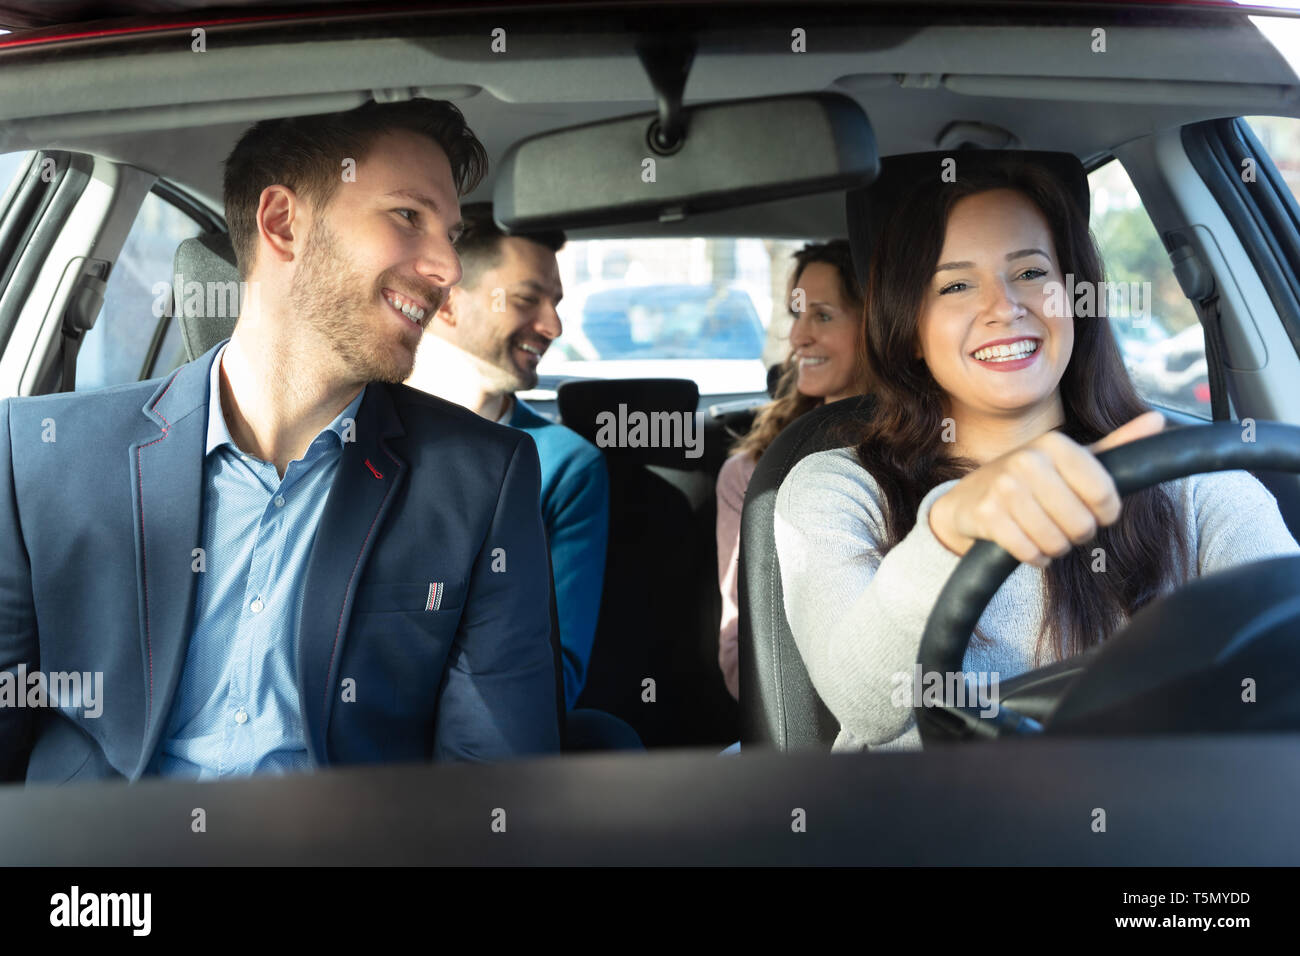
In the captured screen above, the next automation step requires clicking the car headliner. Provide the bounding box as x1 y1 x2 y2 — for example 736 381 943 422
0 0 1275 32
0 2 1295 241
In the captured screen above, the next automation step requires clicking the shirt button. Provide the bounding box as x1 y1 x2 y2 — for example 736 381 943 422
274 495 285 508
234 708 248 725
250 598 264 613
240 454 249 462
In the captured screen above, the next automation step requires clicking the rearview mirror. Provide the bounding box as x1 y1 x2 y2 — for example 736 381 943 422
493 93 879 231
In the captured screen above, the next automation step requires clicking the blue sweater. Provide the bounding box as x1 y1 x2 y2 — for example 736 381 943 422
507 399 609 710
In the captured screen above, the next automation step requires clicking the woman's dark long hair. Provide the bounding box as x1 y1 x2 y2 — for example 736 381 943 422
851 161 1190 664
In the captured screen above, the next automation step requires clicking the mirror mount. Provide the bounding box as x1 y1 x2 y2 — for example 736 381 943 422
636 37 696 155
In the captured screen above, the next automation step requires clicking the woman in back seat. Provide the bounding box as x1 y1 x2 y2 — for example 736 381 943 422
774 160 1298 750
715 241 870 700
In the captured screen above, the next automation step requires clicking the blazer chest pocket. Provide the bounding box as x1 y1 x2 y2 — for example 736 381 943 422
351 578 467 616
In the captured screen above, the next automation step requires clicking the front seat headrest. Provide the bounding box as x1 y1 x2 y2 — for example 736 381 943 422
174 232 241 362
845 149 1090 293
557 378 702 469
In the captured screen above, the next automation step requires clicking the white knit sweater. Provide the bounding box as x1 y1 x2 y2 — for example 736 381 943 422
774 446 1300 751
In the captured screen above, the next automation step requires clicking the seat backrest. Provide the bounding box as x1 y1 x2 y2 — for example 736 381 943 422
738 395 875 749
175 232 241 361
559 378 738 747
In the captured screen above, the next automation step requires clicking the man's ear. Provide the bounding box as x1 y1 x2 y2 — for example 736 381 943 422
431 286 466 337
257 185 299 265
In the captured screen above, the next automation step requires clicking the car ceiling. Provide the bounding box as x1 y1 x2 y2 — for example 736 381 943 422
0 4 1296 240
0 0 1267 32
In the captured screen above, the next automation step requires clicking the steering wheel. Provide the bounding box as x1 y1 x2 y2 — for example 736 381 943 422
915 421 1300 744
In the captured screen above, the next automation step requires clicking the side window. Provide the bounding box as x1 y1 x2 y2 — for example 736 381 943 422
0 149 36 315
75 190 204 391
1244 115 1300 204
147 285 191 379
1088 160 1209 418
0 151 32 204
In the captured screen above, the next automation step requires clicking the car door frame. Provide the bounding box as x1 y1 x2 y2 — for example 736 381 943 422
1112 120 1300 540
0 153 159 397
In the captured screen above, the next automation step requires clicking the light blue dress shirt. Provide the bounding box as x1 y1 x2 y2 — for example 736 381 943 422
150 344 365 779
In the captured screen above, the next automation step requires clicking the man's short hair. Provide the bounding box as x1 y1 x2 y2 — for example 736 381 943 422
454 202 566 290
222 97 489 277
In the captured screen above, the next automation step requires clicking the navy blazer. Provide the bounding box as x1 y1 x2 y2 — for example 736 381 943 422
0 342 560 784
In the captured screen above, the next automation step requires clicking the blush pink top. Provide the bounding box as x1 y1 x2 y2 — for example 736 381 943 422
715 451 757 701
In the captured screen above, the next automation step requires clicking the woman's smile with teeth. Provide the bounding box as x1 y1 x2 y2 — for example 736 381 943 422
971 339 1040 362
384 290 427 324
799 355 829 367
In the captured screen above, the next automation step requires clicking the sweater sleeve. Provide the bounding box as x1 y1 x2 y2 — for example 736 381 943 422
1186 470 1299 574
715 453 755 701
774 449 964 745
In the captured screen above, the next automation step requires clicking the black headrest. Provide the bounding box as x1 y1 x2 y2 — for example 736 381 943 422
738 394 876 750
845 149 1089 293
766 362 783 399
557 378 702 468
175 232 241 362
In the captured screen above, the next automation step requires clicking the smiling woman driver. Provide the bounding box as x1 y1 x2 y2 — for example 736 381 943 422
774 161 1299 752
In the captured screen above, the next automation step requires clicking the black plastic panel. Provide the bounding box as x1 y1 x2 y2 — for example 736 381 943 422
2 736 1298 864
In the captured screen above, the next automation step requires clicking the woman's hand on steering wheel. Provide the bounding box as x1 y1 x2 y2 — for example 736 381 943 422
928 411 1166 568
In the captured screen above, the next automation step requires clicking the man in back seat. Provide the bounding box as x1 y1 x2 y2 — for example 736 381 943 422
0 99 560 783
407 204 609 711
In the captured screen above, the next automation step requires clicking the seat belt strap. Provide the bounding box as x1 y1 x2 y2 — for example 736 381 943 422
57 259 110 392
60 328 81 392
1168 239 1230 422
1197 291 1230 422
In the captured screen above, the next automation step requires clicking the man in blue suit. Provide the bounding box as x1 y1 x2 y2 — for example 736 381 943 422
0 98 561 784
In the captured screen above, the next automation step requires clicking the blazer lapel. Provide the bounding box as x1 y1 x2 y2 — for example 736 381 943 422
129 344 222 780
298 382 408 764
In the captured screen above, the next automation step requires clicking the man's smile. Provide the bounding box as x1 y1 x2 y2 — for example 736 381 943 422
513 337 548 365
383 288 430 326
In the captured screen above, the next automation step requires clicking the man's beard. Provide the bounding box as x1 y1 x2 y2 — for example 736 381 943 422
458 306 539 394
288 218 434 385
482 335 538 394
